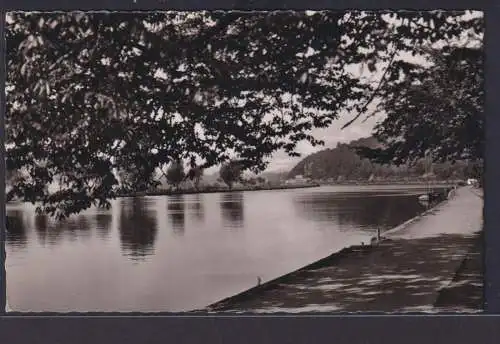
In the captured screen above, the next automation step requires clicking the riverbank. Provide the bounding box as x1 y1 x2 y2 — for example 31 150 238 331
318 180 462 187
203 186 483 313
117 181 457 198
5 183 319 205
6 180 459 204
116 183 321 198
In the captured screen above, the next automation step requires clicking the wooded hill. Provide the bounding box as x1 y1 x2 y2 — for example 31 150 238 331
287 137 476 181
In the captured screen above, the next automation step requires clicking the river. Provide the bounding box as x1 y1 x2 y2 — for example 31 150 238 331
5 185 442 312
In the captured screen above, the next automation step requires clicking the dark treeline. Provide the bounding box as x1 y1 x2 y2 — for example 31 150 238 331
288 137 481 182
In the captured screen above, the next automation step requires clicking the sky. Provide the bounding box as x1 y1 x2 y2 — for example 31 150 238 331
259 111 380 173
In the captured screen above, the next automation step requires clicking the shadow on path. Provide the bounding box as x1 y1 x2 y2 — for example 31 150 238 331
208 233 482 314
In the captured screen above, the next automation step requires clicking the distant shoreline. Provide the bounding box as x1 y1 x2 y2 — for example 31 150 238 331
118 180 460 198
316 180 461 186
6 180 461 204
116 183 321 198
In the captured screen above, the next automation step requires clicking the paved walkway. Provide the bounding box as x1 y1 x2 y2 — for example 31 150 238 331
207 187 483 313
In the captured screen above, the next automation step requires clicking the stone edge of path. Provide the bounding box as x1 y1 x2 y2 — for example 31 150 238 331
432 230 484 310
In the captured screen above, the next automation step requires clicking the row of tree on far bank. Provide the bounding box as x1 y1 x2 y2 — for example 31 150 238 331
121 159 254 191
6 158 252 194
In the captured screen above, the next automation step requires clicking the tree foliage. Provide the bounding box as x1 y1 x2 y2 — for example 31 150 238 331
184 165 204 189
219 161 243 188
355 46 484 167
165 160 185 188
5 10 483 218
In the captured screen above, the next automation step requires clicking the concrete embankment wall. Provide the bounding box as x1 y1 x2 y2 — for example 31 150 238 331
202 189 454 312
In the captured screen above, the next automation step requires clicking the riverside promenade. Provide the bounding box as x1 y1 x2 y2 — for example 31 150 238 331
206 186 483 314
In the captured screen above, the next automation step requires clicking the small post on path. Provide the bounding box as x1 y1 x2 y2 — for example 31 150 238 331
371 227 381 245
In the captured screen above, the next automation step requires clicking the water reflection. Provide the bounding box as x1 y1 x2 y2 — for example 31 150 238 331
33 214 92 246
6 211 28 249
220 193 244 229
168 195 186 236
95 213 113 239
119 197 158 261
65 216 92 242
34 214 51 246
189 194 205 222
294 192 426 232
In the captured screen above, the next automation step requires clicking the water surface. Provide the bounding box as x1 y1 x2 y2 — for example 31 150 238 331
6 185 436 312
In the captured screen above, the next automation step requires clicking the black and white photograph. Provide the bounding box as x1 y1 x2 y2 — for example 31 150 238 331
4 10 484 313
